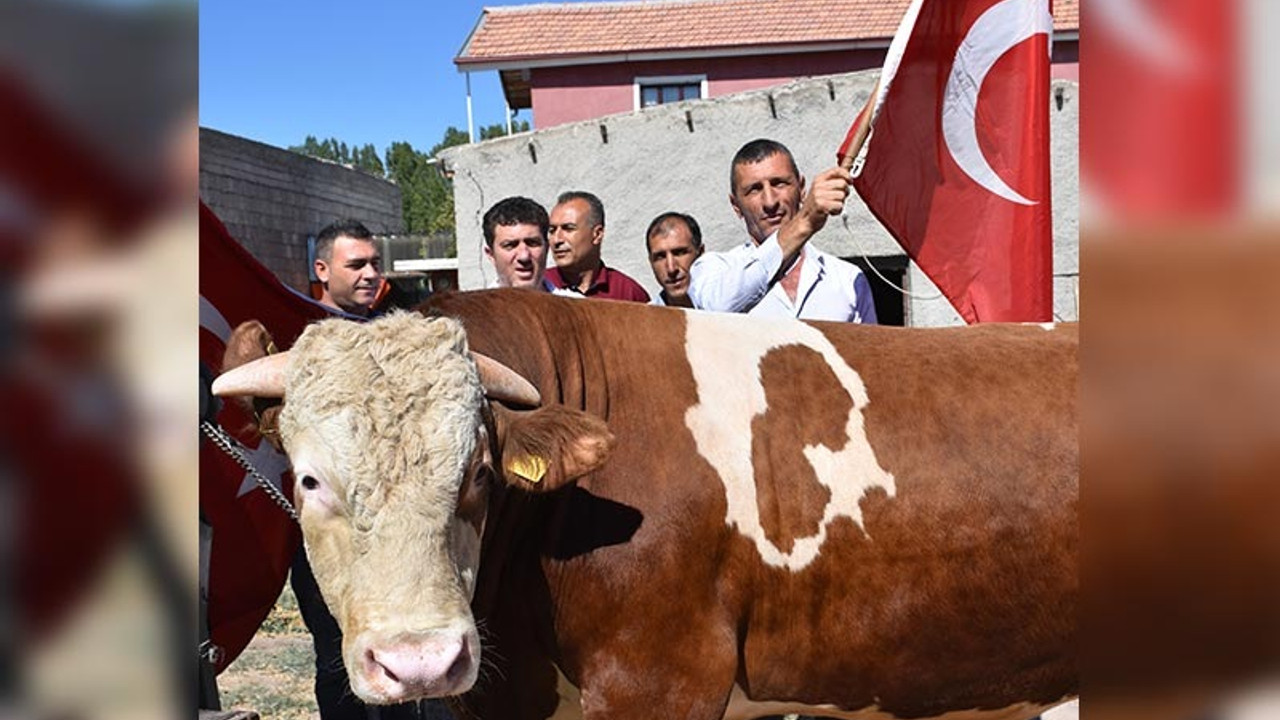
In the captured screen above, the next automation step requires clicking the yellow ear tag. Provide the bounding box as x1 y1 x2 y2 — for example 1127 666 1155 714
507 454 548 484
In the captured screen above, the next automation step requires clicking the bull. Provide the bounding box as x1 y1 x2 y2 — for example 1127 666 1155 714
214 289 1078 720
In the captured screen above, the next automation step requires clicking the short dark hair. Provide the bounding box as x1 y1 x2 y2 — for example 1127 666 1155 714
644 212 703 254
556 190 605 228
729 138 800 194
482 196 549 248
315 218 374 261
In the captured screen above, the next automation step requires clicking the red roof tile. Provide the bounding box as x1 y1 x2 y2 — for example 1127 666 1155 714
457 0 1079 67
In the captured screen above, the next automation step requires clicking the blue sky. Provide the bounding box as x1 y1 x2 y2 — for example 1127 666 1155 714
200 1 569 157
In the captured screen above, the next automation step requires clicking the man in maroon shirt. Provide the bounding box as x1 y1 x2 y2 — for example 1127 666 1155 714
546 190 650 302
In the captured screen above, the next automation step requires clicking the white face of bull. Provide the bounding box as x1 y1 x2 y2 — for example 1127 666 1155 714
277 314 490 703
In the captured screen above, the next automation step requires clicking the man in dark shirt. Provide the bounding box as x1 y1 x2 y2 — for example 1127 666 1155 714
313 218 383 317
545 190 650 302
297 221 453 720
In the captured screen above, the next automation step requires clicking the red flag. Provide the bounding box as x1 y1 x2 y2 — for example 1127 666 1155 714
199 202 334 671
0 72 150 641
1084 0 1238 221
852 0 1053 323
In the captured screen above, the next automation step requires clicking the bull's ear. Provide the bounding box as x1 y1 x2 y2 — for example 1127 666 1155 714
492 405 614 493
222 320 277 373
219 320 286 450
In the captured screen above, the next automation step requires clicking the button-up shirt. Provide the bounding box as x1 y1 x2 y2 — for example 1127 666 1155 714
688 232 877 323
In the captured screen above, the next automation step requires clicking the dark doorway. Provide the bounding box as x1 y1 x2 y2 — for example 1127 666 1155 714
845 255 908 327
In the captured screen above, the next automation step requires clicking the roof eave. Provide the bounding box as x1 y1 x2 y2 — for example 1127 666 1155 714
454 38 896 73
454 8 491 62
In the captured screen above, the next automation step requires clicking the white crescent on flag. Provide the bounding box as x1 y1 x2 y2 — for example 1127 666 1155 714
199 294 233 344
941 0 1052 206
1094 0 1197 74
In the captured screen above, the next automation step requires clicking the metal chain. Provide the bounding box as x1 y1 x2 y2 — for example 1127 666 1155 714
201 419 299 522
198 639 225 667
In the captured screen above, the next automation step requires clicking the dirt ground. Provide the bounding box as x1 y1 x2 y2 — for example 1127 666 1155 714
216 581 319 720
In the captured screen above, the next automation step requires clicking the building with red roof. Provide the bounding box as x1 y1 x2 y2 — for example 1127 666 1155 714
456 0 1078 129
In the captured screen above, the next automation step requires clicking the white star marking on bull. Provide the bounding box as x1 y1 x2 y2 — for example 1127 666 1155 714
236 438 292 500
942 0 1052 206
683 313 896 571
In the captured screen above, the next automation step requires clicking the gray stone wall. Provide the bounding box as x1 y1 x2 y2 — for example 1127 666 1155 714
441 69 1078 326
199 128 403 292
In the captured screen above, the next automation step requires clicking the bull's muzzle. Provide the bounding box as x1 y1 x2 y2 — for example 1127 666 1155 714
350 625 481 703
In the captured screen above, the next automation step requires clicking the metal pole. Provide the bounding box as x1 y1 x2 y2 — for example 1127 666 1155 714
465 72 475 143
505 100 513 136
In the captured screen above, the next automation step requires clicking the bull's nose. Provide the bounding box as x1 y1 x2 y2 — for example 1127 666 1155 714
359 631 475 700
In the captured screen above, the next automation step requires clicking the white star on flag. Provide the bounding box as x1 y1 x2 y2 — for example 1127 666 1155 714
236 438 292 500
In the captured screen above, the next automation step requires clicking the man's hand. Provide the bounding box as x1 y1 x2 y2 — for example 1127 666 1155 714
777 166 853 259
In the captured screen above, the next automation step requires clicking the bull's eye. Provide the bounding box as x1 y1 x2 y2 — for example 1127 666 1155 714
300 475 319 491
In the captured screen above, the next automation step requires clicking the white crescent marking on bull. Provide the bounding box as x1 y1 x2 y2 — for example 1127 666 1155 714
942 0 1052 206
684 313 895 572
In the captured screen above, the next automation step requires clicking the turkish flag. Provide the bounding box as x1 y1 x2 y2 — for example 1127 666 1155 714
0 72 152 641
852 0 1053 323
1084 0 1238 221
199 202 333 671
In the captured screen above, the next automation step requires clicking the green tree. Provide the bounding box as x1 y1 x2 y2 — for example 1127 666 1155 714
290 136 385 176
291 121 525 235
355 143 384 176
431 126 471 154
385 128 469 235
478 119 529 140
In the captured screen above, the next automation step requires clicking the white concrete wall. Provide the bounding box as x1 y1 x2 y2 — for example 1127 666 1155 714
441 69 1078 326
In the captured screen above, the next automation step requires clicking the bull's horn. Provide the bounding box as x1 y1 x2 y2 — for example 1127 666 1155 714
472 352 541 407
211 352 289 398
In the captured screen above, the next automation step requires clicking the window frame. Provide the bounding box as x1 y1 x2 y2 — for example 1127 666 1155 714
633 74 709 111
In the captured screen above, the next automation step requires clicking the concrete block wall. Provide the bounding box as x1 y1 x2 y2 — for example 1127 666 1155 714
199 128 404 292
441 70 1078 326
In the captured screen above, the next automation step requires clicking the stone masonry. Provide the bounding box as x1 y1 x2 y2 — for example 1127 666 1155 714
199 128 403 292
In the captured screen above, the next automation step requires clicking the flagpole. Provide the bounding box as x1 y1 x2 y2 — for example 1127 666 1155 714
837 79 881 171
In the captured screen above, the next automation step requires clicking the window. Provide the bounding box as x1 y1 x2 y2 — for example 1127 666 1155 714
635 75 707 110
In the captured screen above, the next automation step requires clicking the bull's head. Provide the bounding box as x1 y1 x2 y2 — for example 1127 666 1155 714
213 312 612 703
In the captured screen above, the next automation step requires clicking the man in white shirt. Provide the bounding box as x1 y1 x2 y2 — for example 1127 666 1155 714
646 211 704 308
688 139 877 323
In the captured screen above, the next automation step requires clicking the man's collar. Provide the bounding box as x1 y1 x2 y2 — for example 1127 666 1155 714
660 290 693 308
557 261 609 294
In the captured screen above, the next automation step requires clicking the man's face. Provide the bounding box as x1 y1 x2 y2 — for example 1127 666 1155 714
315 235 382 316
729 152 804 244
548 199 603 274
486 223 547 289
648 225 702 303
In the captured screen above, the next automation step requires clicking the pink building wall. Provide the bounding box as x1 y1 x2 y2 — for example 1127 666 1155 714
530 49 885 128
527 41 1079 128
